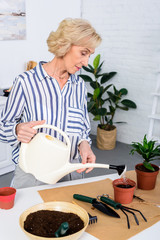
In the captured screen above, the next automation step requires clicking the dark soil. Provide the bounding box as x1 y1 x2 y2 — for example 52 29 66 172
98 124 116 131
136 164 159 172
117 184 133 189
24 210 84 238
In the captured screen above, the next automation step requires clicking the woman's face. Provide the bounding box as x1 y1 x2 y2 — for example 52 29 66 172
63 45 95 74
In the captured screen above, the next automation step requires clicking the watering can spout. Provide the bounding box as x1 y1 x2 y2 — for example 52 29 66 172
36 163 127 185
109 164 126 176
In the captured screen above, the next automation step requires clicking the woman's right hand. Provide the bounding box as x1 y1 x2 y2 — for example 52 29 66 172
16 120 45 143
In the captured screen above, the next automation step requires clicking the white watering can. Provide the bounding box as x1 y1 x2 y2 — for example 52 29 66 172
19 124 126 184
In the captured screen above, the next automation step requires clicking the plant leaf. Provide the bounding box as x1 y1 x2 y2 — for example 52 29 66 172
116 105 128 111
103 84 113 93
107 72 117 80
93 115 101 121
90 81 100 89
97 108 107 116
143 161 155 171
130 134 160 163
118 88 128 96
79 74 92 82
88 64 94 71
107 91 120 102
93 54 100 69
100 72 117 84
121 99 137 108
95 61 104 77
82 66 94 73
87 101 95 111
109 105 115 113
98 61 104 69
113 86 119 95
95 62 104 76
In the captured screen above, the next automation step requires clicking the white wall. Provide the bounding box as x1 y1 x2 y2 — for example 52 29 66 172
0 0 81 88
81 0 160 144
1 0 160 145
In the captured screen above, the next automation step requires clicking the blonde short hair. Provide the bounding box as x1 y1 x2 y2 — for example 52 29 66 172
47 18 102 57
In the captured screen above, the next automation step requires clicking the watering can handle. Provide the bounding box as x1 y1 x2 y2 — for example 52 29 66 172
33 124 71 148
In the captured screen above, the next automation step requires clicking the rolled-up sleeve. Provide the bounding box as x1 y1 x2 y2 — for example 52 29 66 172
0 77 25 147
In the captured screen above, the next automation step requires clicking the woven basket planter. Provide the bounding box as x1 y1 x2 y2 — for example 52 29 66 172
97 126 117 150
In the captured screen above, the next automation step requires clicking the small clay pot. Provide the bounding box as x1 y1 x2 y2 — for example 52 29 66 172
135 163 159 190
0 187 16 210
113 178 136 204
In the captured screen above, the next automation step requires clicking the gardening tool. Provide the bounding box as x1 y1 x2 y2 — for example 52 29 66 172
133 195 145 202
88 213 97 224
98 195 147 229
19 124 127 184
73 194 120 218
55 222 69 237
72 200 97 224
133 195 159 206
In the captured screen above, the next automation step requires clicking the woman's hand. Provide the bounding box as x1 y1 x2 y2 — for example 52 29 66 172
16 120 45 143
77 140 96 173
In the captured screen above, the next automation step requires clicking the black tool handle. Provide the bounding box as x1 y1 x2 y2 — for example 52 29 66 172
100 196 121 209
73 194 95 203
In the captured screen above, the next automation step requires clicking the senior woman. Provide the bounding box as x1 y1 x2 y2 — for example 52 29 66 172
0 18 102 188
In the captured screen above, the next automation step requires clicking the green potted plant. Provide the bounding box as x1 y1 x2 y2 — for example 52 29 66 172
130 135 160 190
79 54 137 150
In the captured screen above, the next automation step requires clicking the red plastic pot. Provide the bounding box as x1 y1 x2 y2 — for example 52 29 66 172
0 187 16 210
113 178 136 204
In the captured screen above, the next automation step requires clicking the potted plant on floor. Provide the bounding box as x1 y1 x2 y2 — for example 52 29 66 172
130 135 160 190
79 54 137 150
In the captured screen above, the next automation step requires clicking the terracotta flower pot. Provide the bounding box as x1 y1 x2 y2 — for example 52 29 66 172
135 163 159 190
113 178 136 204
97 126 117 150
0 187 16 210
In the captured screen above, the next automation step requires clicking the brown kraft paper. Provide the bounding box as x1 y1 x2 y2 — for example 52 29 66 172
38 170 160 240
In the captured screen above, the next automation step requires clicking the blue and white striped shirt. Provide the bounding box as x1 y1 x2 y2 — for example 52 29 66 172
0 61 91 164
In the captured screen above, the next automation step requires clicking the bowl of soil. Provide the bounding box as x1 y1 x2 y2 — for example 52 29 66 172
19 201 89 240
